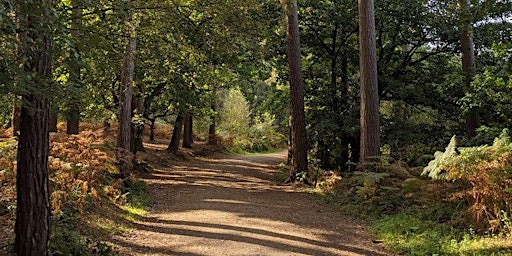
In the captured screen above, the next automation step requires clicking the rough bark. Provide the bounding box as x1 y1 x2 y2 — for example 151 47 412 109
458 0 478 137
167 113 184 153
66 0 82 135
15 2 52 253
282 0 308 177
117 36 136 150
358 0 380 163
117 15 137 173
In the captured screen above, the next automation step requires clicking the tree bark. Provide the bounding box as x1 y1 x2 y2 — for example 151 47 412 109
167 113 184 153
117 15 137 173
182 112 192 148
149 118 156 142
48 107 58 133
208 99 217 145
15 2 52 253
66 0 82 135
358 0 380 163
117 30 136 150
281 0 308 177
458 0 478 138
131 95 144 154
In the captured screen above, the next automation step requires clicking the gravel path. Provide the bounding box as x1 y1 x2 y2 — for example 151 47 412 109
113 150 390 256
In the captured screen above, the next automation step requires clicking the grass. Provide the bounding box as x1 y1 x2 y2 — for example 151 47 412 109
309 164 512 256
372 213 512 255
242 147 287 155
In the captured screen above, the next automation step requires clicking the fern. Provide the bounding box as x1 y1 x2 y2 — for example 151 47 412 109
422 136 459 179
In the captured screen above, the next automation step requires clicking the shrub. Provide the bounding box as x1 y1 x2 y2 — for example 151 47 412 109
423 130 512 234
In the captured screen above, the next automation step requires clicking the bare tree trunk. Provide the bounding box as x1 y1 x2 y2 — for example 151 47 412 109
48 107 58 133
149 118 156 142
182 112 192 148
15 2 52 253
167 113 184 153
66 0 82 135
458 0 478 138
281 0 308 178
358 0 380 163
131 95 144 154
117 15 137 173
208 99 217 145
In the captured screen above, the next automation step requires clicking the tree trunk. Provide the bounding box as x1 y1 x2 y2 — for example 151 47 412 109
66 0 82 135
15 2 52 253
48 107 58 133
281 0 308 177
208 101 217 145
131 96 144 154
358 0 380 163
458 0 478 138
167 113 184 153
149 118 156 142
183 112 192 148
117 15 137 173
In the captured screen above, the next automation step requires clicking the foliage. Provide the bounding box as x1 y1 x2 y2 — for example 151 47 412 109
0 126 151 255
422 135 459 180
424 130 512 234
218 87 286 153
373 213 512 256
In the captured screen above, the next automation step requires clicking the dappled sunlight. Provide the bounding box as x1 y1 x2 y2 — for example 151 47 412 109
113 150 388 255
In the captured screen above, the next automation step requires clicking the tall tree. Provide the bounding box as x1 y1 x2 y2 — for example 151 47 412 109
458 0 478 137
15 0 53 254
358 0 380 163
117 13 138 173
281 0 308 177
167 112 184 153
66 0 82 135
183 112 193 148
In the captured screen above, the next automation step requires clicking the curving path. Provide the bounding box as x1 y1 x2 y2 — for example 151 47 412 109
113 149 390 256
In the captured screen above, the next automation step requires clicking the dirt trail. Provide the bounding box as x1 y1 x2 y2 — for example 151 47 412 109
113 148 390 256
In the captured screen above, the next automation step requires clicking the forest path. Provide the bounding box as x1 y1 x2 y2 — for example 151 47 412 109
113 145 389 256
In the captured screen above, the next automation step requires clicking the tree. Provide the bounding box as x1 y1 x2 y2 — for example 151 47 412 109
183 112 193 148
66 0 82 135
167 112 184 153
281 0 308 177
358 0 380 163
117 13 138 173
15 0 53 254
458 0 478 137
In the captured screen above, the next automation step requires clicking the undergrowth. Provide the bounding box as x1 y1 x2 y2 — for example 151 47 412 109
0 126 151 255
313 131 512 255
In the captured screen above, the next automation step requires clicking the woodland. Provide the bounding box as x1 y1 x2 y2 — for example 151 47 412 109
0 0 512 255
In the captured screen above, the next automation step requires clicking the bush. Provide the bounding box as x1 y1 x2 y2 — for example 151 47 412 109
423 129 512 234
219 88 286 152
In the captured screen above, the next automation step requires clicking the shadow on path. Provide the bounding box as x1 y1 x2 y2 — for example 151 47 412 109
113 149 389 256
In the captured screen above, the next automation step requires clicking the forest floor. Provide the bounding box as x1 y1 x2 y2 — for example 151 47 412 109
111 141 390 256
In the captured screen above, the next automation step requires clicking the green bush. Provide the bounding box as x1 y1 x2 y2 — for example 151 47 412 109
219 88 285 153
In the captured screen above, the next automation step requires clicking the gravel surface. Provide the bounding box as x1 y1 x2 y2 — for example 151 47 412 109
113 150 390 256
